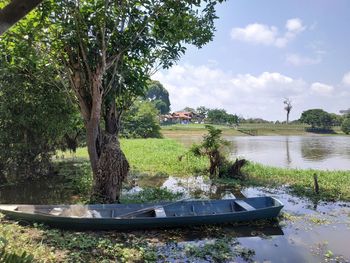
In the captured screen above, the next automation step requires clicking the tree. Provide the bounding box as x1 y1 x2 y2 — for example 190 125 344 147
145 80 170 114
59 112 85 153
0 21 78 183
341 116 350 134
206 108 238 125
283 98 292 124
183 107 196 113
340 108 350 114
190 125 228 177
196 106 209 119
24 0 223 203
329 113 344 126
190 125 246 178
120 100 162 139
300 109 333 130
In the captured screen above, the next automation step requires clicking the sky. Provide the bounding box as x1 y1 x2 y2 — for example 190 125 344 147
154 0 350 121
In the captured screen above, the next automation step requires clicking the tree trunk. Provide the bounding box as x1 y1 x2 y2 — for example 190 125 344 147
209 150 221 178
225 159 247 179
72 69 129 203
286 111 290 124
104 97 119 135
86 119 101 177
91 132 129 203
89 97 129 203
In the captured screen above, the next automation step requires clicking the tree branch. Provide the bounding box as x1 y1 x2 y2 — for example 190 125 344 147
0 0 43 35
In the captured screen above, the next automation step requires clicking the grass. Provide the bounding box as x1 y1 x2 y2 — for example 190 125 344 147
242 163 350 201
161 124 243 137
0 213 157 262
60 138 208 177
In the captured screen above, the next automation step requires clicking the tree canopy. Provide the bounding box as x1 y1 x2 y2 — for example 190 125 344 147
121 100 162 139
341 115 350 135
300 109 333 130
206 108 239 126
0 14 78 182
145 80 170 114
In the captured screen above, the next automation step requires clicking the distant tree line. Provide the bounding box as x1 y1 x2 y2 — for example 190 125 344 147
299 108 350 134
192 106 239 126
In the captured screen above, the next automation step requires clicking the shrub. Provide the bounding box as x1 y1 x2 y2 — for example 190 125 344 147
341 117 350 134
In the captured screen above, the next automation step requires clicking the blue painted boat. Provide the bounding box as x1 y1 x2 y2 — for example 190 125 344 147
0 197 283 230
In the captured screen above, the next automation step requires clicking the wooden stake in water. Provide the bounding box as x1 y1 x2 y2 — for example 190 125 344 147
313 174 319 194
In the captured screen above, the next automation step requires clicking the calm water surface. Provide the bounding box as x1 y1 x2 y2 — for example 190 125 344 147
170 135 350 170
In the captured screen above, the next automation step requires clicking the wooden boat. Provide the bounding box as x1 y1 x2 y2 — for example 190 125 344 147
0 197 283 230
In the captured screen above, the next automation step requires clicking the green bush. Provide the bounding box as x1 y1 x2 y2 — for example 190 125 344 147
341 117 350 134
120 101 162 139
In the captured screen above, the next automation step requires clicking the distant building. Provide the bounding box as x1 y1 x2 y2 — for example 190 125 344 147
340 108 350 114
171 112 190 124
160 111 203 124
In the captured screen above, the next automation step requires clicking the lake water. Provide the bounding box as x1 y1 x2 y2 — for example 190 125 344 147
170 135 350 170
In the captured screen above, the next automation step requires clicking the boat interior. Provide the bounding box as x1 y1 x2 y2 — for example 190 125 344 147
0 197 281 219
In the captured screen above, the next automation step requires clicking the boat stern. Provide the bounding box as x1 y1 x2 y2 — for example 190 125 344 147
0 205 18 212
271 197 284 208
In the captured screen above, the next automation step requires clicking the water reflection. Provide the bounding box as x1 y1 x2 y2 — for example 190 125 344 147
154 224 283 263
228 136 350 170
131 175 248 200
170 135 350 170
300 137 334 161
285 137 292 165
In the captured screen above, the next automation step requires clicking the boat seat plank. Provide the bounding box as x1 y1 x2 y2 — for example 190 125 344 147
154 206 167 218
234 200 255 211
117 205 163 218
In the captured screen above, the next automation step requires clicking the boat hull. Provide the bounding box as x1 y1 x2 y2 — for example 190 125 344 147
0 197 283 230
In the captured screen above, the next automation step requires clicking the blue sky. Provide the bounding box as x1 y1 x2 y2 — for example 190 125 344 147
154 0 350 121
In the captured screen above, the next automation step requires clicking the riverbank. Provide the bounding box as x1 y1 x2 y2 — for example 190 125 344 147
161 123 345 137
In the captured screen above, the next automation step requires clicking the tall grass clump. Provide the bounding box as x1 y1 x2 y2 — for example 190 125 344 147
244 162 350 201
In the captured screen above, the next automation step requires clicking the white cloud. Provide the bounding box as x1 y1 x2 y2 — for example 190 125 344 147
154 64 349 120
286 53 321 66
286 18 305 33
231 18 306 48
342 72 350 86
310 82 334 95
230 23 278 46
